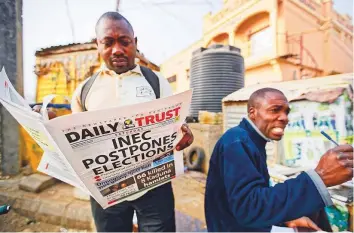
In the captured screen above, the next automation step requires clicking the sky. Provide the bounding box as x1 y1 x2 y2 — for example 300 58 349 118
23 0 353 103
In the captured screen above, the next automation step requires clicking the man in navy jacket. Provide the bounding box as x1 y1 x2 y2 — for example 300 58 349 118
205 88 353 232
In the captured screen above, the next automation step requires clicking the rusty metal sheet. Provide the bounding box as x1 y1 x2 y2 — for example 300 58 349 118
291 87 346 103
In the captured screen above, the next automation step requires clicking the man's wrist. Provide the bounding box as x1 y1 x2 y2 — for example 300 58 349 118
306 170 333 206
314 168 327 186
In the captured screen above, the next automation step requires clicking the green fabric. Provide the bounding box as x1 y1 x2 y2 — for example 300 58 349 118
325 204 349 232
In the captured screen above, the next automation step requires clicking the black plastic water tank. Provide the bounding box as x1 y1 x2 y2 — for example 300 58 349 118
190 44 244 119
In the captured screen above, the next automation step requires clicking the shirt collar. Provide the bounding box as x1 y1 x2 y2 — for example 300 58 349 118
245 116 271 142
99 63 143 76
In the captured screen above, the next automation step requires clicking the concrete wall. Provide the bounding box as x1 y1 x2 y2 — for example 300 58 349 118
327 32 353 73
279 61 301 81
283 0 325 69
160 39 204 94
0 0 23 175
234 11 270 57
245 63 282 86
206 33 229 47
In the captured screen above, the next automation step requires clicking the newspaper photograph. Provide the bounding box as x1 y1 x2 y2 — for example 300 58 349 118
0 67 192 209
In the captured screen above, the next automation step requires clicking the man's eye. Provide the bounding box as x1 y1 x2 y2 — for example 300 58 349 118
103 40 113 46
120 39 131 46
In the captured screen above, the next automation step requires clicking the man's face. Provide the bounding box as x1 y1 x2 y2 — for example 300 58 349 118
249 92 290 141
96 19 136 74
111 185 119 192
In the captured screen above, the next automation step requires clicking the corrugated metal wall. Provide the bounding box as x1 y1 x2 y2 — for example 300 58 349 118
35 50 100 103
222 102 247 131
36 62 69 103
222 102 278 163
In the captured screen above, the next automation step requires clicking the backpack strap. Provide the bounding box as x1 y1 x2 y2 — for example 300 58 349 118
140 66 160 99
80 72 99 112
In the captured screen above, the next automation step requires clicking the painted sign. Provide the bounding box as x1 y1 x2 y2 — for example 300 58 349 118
282 92 353 167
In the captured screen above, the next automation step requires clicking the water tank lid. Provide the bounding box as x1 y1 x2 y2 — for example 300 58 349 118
192 44 241 56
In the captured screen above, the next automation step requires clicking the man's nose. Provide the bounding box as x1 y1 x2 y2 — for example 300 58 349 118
112 43 124 55
279 112 289 124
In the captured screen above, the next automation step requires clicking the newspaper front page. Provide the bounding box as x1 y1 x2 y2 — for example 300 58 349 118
0 67 192 208
44 90 192 208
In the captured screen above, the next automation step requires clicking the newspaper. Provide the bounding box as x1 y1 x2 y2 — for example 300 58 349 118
0 67 192 208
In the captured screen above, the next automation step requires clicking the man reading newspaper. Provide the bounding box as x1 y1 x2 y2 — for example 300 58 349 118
33 12 194 232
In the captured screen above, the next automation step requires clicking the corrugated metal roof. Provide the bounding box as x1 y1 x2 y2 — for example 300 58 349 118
223 73 354 103
35 41 97 56
35 41 160 68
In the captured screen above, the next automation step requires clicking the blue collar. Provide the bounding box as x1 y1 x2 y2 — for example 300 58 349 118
239 118 270 149
245 117 271 142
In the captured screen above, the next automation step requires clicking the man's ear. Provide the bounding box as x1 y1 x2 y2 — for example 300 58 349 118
135 37 138 45
248 107 256 120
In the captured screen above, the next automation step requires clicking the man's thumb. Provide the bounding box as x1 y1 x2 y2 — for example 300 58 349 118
306 218 322 231
286 221 297 228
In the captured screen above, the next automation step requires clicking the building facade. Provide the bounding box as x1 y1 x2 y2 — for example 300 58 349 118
160 0 353 93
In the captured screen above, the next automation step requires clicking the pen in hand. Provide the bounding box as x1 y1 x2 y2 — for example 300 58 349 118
320 131 339 146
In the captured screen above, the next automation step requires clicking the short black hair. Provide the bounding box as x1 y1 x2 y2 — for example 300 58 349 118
247 88 285 112
95 11 134 35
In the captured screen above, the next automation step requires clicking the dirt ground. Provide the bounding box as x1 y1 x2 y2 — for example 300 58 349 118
0 210 87 232
0 171 207 232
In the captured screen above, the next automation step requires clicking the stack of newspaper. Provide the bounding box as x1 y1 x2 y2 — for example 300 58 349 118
0 67 192 209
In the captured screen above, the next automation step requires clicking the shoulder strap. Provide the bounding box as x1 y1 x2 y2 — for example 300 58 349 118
140 66 160 99
80 72 99 111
